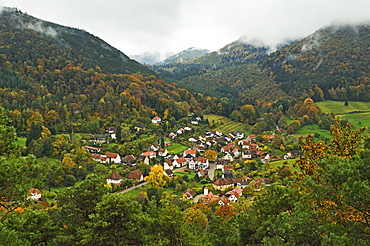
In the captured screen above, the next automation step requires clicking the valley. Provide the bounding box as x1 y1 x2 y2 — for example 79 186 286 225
0 7 369 245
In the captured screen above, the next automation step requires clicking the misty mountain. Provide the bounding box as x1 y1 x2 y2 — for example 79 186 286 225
261 23 370 101
0 7 200 126
161 47 210 64
177 22 370 104
130 51 175 65
0 7 156 76
131 47 209 65
149 39 290 81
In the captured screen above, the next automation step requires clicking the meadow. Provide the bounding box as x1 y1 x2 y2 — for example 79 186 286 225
316 100 370 129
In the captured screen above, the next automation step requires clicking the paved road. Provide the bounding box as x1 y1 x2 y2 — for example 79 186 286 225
116 166 186 194
208 162 216 180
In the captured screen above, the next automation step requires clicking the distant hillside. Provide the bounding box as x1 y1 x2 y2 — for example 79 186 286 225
261 23 370 101
0 7 155 75
150 41 272 81
130 51 174 65
162 47 210 64
171 23 370 106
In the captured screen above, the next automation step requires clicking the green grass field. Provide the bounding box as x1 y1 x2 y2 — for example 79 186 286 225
316 100 370 114
204 114 251 134
316 100 370 129
166 143 189 154
295 124 332 140
269 159 300 173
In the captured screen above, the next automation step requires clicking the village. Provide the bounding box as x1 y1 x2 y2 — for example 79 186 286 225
78 115 299 205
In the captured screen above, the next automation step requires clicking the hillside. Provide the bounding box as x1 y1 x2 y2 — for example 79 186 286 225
0 7 155 75
0 8 200 134
150 40 271 81
166 23 370 108
261 23 370 101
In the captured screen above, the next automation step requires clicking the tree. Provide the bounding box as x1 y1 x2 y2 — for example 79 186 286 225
2 209 58 245
144 164 168 189
205 149 217 162
51 174 109 244
0 155 41 220
83 193 151 245
0 107 19 156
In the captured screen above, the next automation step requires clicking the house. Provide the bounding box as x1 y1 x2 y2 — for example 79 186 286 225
232 176 251 188
28 188 42 201
169 132 177 139
134 124 146 132
198 135 207 142
176 128 184 135
235 131 245 139
105 127 116 134
83 145 101 153
241 150 252 159
246 135 256 142
137 155 150 165
226 190 240 203
152 116 161 124
105 152 121 164
197 169 208 178
158 148 168 157
213 178 234 191
94 134 108 144
201 187 220 204
215 159 229 170
191 119 199 125
164 169 174 178
106 171 123 185
184 149 196 157
232 148 240 158
222 152 234 162
150 143 160 152
141 151 157 158
173 157 187 168
188 137 198 143
255 178 271 187
163 159 174 170
218 195 230 206
126 169 143 182
182 189 195 200
122 155 137 166
184 126 192 131
189 157 209 170
196 144 207 153
91 153 103 162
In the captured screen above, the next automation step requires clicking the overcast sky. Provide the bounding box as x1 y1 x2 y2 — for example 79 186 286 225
1 0 370 56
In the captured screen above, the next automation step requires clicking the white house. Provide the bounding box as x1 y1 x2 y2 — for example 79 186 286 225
106 171 123 185
105 152 121 164
189 157 209 170
152 116 161 124
28 188 42 201
173 157 187 168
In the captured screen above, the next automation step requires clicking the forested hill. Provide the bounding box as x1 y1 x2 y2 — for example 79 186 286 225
149 41 272 81
169 23 370 105
0 7 155 75
261 23 370 101
0 7 201 134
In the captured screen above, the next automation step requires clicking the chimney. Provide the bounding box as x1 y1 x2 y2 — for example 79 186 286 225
204 187 208 195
